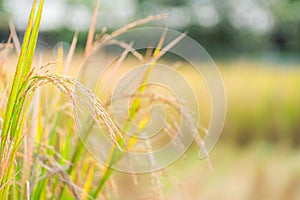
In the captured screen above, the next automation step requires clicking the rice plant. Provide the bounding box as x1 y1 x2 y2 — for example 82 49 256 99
0 1 44 198
0 0 208 199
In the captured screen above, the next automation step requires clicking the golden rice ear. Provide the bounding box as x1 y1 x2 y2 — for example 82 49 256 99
26 73 126 150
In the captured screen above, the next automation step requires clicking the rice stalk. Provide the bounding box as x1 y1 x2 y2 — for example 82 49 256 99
106 39 144 62
64 32 78 74
95 27 170 197
1 0 40 147
8 19 21 55
0 35 12 87
80 14 167 75
56 42 64 74
100 41 134 96
0 116 2 131
122 27 168 131
25 180 30 200
0 1 44 198
98 14 167 45
38 155 83 200
85 0 100 58
81 160 96 200
0 44 13 50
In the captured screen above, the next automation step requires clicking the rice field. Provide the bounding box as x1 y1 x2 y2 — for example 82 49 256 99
0 1 300 199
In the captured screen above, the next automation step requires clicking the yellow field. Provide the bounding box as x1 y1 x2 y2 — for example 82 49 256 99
104 60 300 199
1 1 299 199
1 45 300 199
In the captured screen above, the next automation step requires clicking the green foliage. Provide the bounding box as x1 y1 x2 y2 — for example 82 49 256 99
0 0 44 198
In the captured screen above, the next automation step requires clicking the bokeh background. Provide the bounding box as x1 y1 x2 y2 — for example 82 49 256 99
1 0 300 59
0 0 300 199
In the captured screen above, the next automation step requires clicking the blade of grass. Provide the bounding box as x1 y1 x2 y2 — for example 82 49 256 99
1 0 40 147
100 41 134 96
0 0 44 198
1 1 35 143
82 160 96 200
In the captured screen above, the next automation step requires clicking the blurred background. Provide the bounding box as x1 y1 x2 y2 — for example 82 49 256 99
1 0 300 60
0 0 300 199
